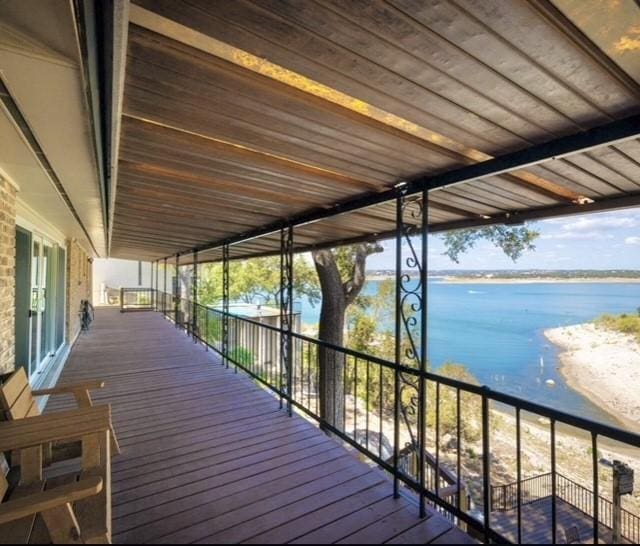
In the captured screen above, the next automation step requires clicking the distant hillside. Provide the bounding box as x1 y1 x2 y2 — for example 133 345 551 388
366 269 640 279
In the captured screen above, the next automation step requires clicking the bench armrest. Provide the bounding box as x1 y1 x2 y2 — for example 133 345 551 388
32 380 105 397
0 477 102 525
0 406 111 452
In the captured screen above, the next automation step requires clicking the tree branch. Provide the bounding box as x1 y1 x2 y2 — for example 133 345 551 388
344 243 383 305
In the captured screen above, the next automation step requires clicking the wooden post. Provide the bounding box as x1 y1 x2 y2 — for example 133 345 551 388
613 460 634 544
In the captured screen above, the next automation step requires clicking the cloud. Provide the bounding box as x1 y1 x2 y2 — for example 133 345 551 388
540 210 640 230
540 231 614 241
539 212 639 241
559 216 638 232
625 236 640 245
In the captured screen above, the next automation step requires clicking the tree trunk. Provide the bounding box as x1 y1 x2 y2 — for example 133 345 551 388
313 250 347 432
312 244 381 434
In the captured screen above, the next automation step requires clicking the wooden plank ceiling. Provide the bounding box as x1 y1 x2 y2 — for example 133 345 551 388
110 0 640 262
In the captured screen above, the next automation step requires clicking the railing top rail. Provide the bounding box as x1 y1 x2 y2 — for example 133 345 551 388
173 297 640 448
121 287 154 290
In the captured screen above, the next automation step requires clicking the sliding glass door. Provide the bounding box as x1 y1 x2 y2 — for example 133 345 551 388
21 232 65 381
29 238 41 376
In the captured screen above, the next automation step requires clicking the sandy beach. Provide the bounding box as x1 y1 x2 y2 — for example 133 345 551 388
545 323 640 432
442 277 640 284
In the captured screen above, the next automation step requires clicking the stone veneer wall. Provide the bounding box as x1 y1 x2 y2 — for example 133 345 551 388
66 239 92 344
0 178 17 374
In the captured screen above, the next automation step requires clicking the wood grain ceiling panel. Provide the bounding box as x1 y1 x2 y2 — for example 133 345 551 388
111 1 640 262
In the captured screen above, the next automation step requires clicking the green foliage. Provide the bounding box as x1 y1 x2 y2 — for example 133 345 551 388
441 225 539 264
197 256 320 307
229 346 255 366
205 313 223 342
346 282 482 444
347 310 377 353
595 313 640 341
427 363 482 443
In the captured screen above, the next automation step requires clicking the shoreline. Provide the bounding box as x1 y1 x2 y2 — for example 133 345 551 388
544 323 640 434
365 275 640 284
441 277 640 284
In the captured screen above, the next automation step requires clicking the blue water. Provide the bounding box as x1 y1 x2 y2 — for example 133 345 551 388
298 280 640 427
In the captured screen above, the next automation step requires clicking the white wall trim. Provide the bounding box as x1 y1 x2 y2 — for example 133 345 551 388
107 0 130 257
16 197 93 257
0 165 20 191
16 197 67 247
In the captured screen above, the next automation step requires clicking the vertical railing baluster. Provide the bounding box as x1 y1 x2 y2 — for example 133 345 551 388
151 261 154 307
155 260 159 311
307 340 312 412
222 244 229 369
551 419 557 544
205 307 209 351
378 363 383 460
592 432 599 544
342 353 347 433
456 388 462 513
365 358 370 453
418 188 428 517
482 388 491 543
163 257 167 317
192 251 198 342
516 407 522 544
393 192 402 499
435 382 440 499
352 357 357 439
175 254 180 328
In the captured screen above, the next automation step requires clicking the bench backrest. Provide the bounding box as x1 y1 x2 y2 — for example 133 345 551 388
0 369 41 421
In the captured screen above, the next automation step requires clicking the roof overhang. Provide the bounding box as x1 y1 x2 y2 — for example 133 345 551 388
0 0 108 256
103 0 640 262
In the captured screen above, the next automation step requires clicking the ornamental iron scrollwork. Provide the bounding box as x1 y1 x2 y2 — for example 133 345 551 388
395 191 427 489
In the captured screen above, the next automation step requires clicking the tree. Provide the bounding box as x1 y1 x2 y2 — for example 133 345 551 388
191 223 538 437
312 244 383 430
197 256 320 307
311 224 539 432
441 225 539 263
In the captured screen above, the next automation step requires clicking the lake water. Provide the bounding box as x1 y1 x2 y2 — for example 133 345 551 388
298 280 640 427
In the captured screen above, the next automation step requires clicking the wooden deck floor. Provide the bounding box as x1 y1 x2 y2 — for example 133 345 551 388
491 497 626 544
45 308 474 544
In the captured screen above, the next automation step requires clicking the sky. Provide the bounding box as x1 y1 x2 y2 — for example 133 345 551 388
364 207 640 271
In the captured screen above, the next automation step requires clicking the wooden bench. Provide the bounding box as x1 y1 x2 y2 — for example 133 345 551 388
0 369 120 463
0 405 112 543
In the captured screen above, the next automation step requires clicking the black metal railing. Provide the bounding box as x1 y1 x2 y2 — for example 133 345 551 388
119 288 155 312
491 473 553 512
491 472 640 543
153 290 640 544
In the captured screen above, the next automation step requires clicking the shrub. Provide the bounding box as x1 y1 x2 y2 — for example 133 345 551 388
230 346 255 366
595 312 640 342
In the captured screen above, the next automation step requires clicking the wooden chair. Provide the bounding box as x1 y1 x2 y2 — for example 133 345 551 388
0 405 113 543
0 369 120 463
